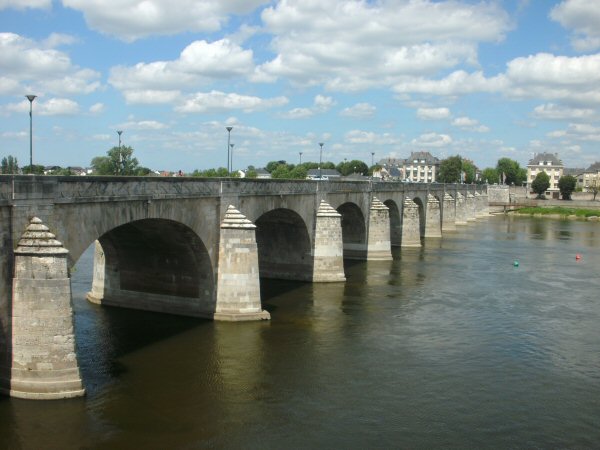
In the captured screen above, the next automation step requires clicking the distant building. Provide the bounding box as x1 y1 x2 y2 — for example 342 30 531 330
307 169 342 180
527 152 564 198
255 168 271 179
580 162 600 192
379 151 440 182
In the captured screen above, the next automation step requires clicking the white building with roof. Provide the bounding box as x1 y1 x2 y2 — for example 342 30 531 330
526 152 563 198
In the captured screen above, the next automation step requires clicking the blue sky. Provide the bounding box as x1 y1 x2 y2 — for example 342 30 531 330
1 0 600 172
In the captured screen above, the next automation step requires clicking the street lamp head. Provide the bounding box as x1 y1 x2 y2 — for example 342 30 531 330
319 142 324 148
226 126 233 132
117 130 123 136
26 95 37 103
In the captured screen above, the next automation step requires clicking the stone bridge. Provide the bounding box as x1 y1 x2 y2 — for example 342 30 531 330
0 175 488 399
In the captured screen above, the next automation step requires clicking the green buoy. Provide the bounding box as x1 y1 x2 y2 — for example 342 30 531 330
513 260 519 267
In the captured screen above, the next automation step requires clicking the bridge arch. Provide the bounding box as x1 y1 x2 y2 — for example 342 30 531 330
383 199 401 247
255 208 312 281
412 197 426 238
88 218 215 317
337 202 367 259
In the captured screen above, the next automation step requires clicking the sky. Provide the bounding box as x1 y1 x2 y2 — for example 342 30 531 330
1 0 600 173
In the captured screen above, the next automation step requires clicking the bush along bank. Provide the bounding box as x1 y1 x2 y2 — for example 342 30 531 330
511 207 600 221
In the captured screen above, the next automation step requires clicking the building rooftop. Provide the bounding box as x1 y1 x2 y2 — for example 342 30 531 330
528 152 563 166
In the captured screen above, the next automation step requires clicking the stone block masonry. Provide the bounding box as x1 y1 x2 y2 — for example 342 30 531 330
214 206 270 321
2 217 84 399
312 200 346 281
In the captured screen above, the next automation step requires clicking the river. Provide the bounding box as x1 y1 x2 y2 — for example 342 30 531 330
1 215 599 449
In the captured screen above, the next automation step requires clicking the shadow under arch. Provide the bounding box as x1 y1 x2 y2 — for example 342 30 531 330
337 202 367 260
255 208 312 281
88 218 215 317
412 196 426 239
383 199 401 247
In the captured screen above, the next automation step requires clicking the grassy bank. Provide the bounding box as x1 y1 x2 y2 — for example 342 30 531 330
514 206 600 218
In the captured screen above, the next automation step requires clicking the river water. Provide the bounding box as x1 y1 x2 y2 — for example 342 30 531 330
1 215 599 449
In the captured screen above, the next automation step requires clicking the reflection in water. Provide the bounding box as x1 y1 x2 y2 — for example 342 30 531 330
1 217 600 448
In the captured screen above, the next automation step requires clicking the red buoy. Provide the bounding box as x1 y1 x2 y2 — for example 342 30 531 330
576 254 581 260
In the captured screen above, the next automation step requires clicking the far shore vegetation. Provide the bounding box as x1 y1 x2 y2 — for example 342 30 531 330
514 206 600 218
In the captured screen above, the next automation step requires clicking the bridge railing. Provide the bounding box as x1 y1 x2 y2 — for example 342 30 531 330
0 175 488 204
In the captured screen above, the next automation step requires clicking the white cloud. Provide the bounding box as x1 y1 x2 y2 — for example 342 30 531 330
1 97 80 116
89 103 105 114
175 90 288 113
550 0 600 51
547 122 600 142
1 131 27 138
109 39 255 100
532 103 595 120
345 130 377 144
394 70 507 96
257 0 510 91
0 0 50 10
340 102 376 118
62 0 269 41
411 132 452 147
452 116 490 132
120 120 169 130
417 107 451 120
281 95 334 119
42 33 79 48
0 32 100 97
123 90 182 105
505 53 600 104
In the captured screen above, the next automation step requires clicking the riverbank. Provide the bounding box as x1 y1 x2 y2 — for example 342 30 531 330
508 206 600 221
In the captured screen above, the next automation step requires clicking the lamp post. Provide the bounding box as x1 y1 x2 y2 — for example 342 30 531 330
117 130 123 175
226 126 233 173
318 142 324 179
371 152 375 179
230 143 235 173
299 152 303 165
26 95 36 169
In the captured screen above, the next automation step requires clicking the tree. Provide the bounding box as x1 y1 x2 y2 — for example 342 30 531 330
438 156 462 183
22 164 45 175
246 168 258 179
1 155 19 174
91 146 140 175
558 175 576 200
289 165 308 179
481 167 499 184
271 164 291 179
531 171 550 198
496 158 526 185
588 179 599 201
462 160 477 184
266 160 287 173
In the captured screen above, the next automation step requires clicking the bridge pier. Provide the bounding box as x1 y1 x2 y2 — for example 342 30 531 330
366 197 392 260
312 201 346 281
401 197 421 247
455 192 467 225
214 206 270 321
424 194 442 238
442 192 456 232
2 217 84 399
466 192 477 221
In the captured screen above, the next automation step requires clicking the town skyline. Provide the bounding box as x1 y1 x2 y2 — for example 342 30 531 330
1 0 600 172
